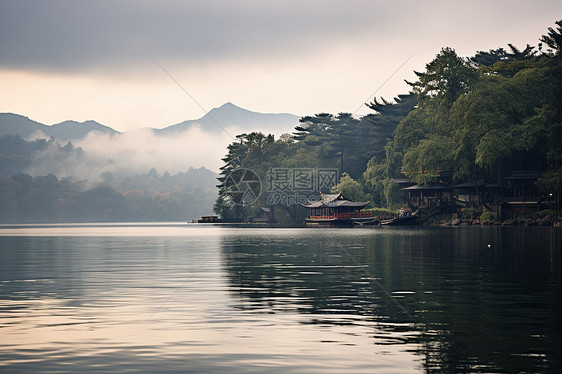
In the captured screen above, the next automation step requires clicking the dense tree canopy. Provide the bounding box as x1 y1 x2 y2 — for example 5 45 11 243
216 20 562 216
215 95 417 220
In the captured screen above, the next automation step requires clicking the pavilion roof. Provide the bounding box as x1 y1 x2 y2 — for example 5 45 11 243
302 192 369 209
453 179 500 189
402 182 452 191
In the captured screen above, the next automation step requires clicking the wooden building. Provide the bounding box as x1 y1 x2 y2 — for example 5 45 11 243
402 182 453 208
302 192 372 225
250 207 277 224
198 215 221 223
499 171 553 219
452 179 501 207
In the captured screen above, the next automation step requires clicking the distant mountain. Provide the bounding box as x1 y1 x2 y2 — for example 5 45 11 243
48 120 119 142
0 103 300 142
0 113 50 139
0 113 119 142
154 102 299 136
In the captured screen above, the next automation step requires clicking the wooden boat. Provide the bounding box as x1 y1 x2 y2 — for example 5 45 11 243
305 212 376 225
380 214 418 226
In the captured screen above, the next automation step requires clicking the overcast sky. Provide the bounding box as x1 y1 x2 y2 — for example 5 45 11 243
1 0 561 132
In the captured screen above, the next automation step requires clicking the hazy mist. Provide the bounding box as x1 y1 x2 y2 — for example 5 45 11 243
25 125 234 180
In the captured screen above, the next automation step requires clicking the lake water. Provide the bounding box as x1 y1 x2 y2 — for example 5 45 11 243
0 224 560 373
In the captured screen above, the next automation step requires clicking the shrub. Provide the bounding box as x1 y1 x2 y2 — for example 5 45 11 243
538 209 561 218
461 207 482 220
365 207 394 217
480 211 497 221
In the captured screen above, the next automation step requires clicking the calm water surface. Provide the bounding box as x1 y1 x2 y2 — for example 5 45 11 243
0 224 560 373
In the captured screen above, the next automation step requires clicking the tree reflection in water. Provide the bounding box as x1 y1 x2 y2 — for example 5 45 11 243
220 227 562 373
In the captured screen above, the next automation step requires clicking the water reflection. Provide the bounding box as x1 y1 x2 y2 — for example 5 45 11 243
221 230 414 321
220 227 562 373
0 229 421 373
0 226 560 373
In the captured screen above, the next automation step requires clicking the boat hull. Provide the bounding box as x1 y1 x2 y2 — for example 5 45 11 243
305 216 378 226
380 215 418 226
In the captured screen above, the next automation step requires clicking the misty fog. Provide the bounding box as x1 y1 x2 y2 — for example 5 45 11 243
25 124 237 180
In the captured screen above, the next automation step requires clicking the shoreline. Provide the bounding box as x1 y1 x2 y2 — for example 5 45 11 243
0 221 560 230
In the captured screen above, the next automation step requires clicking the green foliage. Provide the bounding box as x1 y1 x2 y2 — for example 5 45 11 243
364 94 418 164
363 207 394 217
471 44 537 68
402 135 456 184
539 20 562 55
382 178 404 210
291 97 416 179
331 173 368 203
362 158 386 206
407 47 479 111
215 96 416 220
211 21 562 219
293 112 359 176
538 209 562 218
480 211 497 222
479 57 543 78
0 167 218 222
215 132 323 221
461 207 482 220
389 23 561 188
389 109 434 154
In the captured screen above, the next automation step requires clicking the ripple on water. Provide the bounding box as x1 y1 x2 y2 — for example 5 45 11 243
0 226 560 373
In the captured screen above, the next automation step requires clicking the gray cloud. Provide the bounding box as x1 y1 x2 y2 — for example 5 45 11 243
0 0 387 72
3 0 561 76
2 0 561 133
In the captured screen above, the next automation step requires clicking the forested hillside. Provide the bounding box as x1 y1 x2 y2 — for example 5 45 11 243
215 21 562 222
0 135 217 222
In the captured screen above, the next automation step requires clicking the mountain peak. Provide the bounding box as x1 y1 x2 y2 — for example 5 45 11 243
205 102 254 118
156 103 299 136
1 103 299 141
0 113 118 142
49 119 118 142
0 113 49 139
210 102 252 113
54 119 95 127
